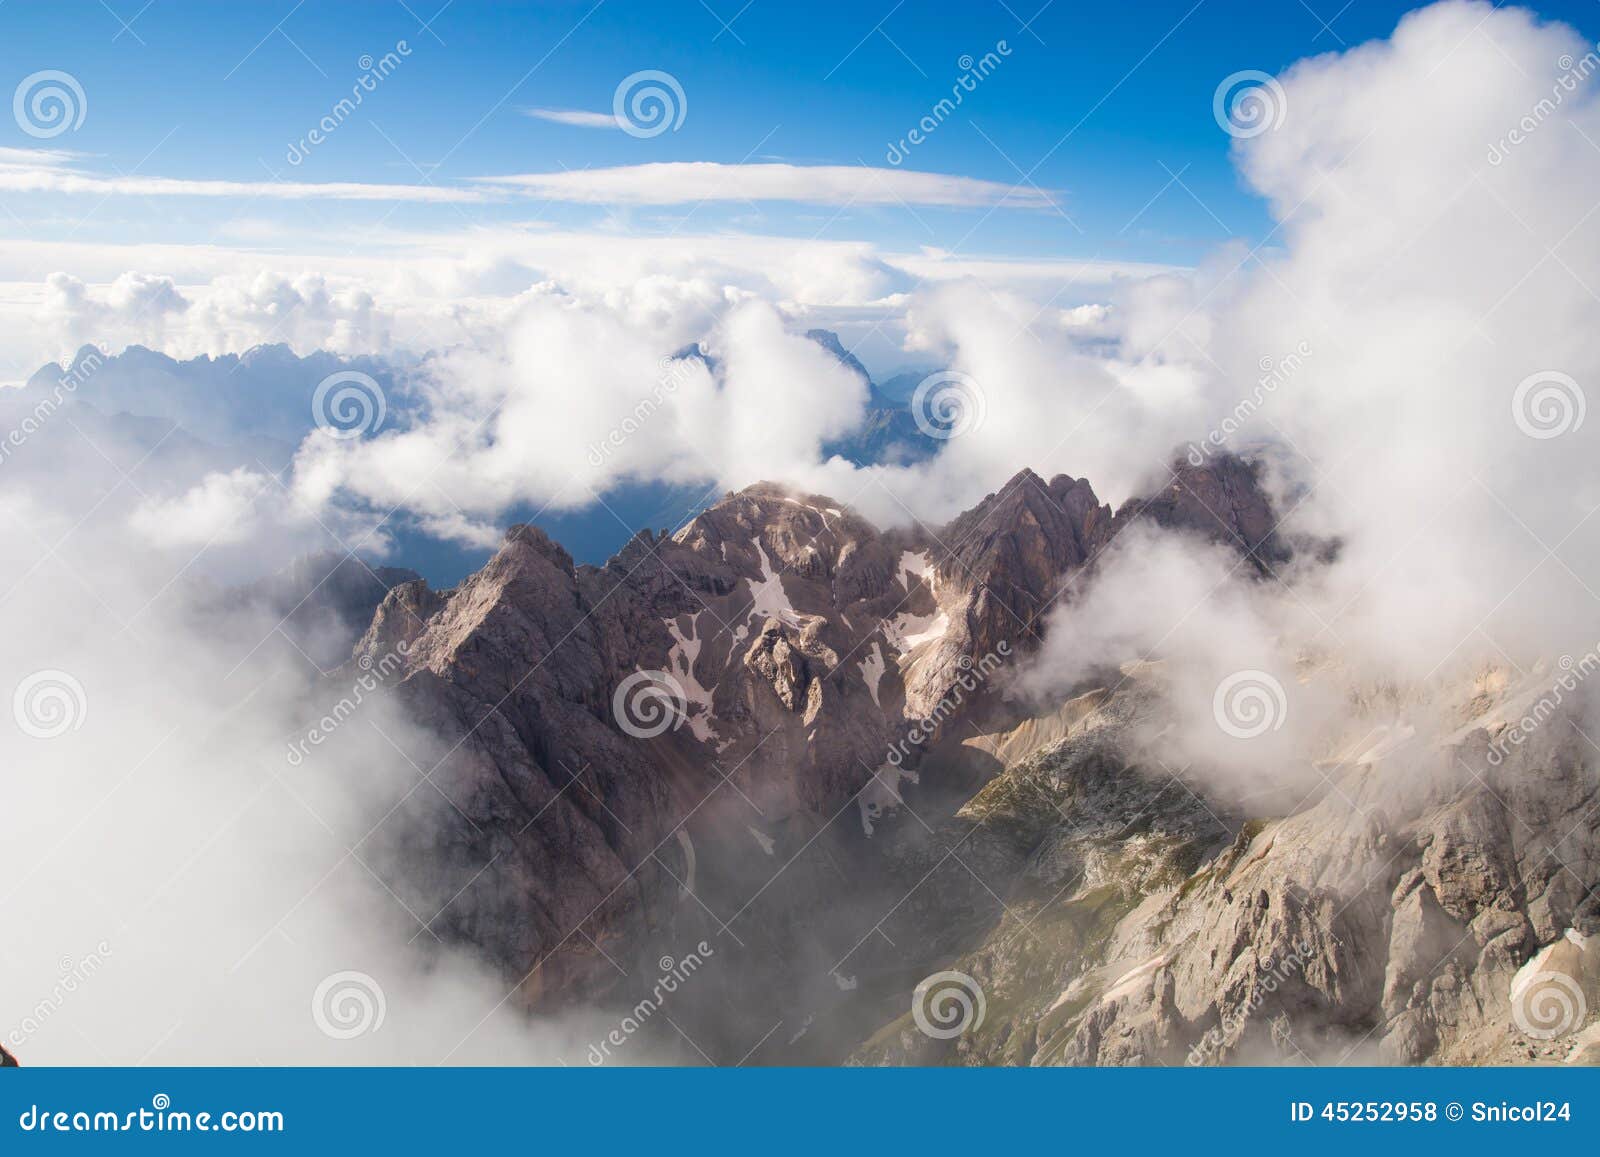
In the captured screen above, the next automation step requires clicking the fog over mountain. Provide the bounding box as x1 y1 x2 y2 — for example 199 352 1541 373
4 0 1600 1068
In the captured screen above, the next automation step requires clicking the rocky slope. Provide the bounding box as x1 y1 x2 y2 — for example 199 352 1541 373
849 665 1600 1067
348 464 1133 1010
332 453 1597 1066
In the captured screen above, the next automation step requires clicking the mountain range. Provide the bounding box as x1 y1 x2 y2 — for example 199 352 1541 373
312 452 1600 1065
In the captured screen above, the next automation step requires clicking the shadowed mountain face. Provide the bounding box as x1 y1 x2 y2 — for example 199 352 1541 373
327 453 1600 1066
322 456 1299 1051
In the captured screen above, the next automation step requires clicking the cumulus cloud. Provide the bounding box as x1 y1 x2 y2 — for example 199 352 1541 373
999 0 1600 798
0 487 625 1063
35 271 397 364
11 0 1600 1064
281 0 1600 691
23 0 1600 706
1 232 1165 381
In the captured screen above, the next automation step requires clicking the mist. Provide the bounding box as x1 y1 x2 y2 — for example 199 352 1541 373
6 0 1600 1065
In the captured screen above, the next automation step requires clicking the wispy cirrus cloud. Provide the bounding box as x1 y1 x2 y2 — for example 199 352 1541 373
522 107 619 129
0 149 1049 210
473 161 1056 209
0 148 488 203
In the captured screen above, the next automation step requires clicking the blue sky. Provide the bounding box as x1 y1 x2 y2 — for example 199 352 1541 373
7 0 1594 268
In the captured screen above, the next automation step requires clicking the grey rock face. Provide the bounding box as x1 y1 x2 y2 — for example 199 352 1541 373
337 453 1597 1068
849 668 1599 1068
352 469 1132 1010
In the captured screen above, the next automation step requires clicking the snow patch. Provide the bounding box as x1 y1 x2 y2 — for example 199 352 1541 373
897 550 934 591
778 495 844 530
882 608 950 665
674 829 697 899
745 539 802 627
1100 952 1169 1004
858 762 919 836
664 612 718 743
747 825 775 856
858 641 886 706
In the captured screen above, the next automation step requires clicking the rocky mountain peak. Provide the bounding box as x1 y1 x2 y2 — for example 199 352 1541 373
346 459 1290 1017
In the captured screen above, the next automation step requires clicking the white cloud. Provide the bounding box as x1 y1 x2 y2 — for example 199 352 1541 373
474 162 1057 208
0 148 1053 210
273 0 1600 689
128 467 272 547
0 164 487 203
522 107 619 128
0 229 1164 381
14 1 1600 1062
27 0 1600 701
